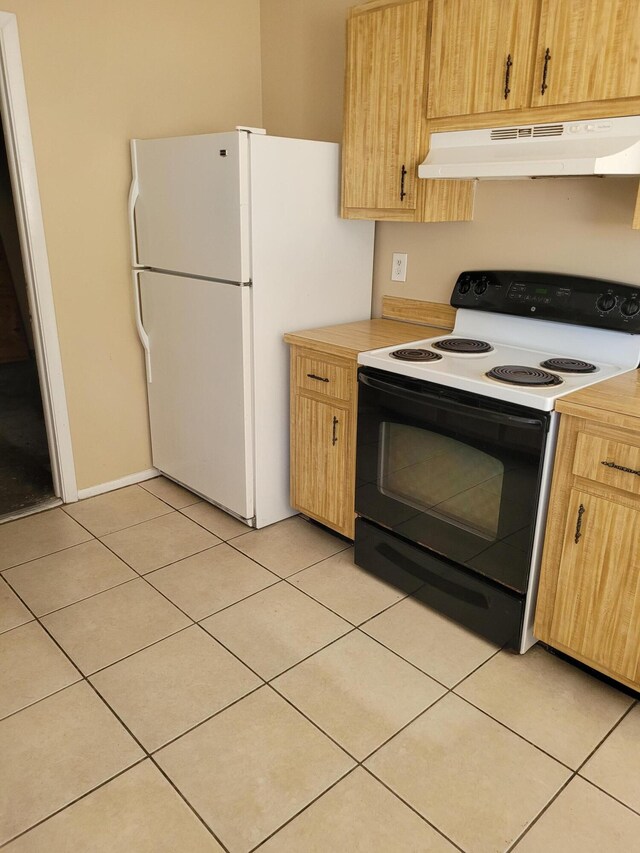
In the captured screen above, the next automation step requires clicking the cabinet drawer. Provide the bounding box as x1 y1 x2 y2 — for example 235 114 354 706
295 353 352 402
573 431 640 496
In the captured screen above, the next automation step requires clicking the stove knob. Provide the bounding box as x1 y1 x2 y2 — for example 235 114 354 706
596 293 616 312
620 298 640 317
474 281 488 295
458 279 471 294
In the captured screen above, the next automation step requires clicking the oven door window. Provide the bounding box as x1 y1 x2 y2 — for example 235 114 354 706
380 423 503 541
356 370 548 595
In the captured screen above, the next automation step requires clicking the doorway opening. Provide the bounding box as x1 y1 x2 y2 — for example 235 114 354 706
0 11 77 522
0 128 54 518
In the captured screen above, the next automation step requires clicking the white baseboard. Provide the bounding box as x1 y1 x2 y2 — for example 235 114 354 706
75 468 160 501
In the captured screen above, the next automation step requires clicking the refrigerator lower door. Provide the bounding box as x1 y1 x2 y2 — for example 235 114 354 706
140 271 254 521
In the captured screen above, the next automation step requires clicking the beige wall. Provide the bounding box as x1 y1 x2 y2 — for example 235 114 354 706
260 1 640 313
260 0 353 143
375 177 640 314
3 0 262 490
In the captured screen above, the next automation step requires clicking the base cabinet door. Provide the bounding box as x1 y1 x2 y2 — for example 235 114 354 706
291 394 353 537
549 488 640 685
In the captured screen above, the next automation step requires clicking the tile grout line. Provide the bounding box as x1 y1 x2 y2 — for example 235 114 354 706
0 757 149 849
244 682 465 853
6 496 638 849
8 573 141 620
1 559 199 681
504 699 640 852
357 626 463 692
359 686 453 766
148 681 267 755
92 495 454 850
503 773 575 853
246 767 357 853
263 675 468 850
8 567 635 853
2 497 457 847
144 755 232 853
452 692 577 774
359 765 467 853
447 645 503 691
573 775 640 821
0 574 233 852
0 532 96 575
5 493 286 690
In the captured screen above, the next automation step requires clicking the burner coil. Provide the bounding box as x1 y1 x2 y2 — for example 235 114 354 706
432 338 493 354
540 358 597 374
390 349 443 362
487 365 563 387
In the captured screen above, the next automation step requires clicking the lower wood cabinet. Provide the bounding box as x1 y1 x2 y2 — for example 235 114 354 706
289 346 356 538
535 411 640 690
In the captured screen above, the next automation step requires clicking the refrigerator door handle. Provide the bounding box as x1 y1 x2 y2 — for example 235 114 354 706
132 269 152 382
130 141 151 382
128 141 141 267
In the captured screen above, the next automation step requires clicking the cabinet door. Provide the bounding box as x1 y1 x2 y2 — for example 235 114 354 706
531 0 640 108
342 0 427 212
291 394 353 536
550 489 640 685
427 0 539 118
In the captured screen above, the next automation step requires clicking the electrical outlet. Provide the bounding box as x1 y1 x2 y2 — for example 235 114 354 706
391 253 407 282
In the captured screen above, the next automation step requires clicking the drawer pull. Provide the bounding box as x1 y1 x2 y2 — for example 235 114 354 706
574 503 585 544
307 373 329 383
540 47 551 95
332 415 339 446
601 460 640 477
400 164 407 201
504 53 512 100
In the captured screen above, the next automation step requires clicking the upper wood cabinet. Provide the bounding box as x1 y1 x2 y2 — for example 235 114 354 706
531 0 640 108
341 0 475 223
342 0 428 212
428 0 640 119
427 0 539 119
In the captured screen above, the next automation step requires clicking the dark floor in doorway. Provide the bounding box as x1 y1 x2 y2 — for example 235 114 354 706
0 358 53 518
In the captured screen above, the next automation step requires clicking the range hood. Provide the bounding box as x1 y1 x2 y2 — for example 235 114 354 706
419 116 640 180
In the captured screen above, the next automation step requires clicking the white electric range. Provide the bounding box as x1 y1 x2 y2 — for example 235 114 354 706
354 271 640 653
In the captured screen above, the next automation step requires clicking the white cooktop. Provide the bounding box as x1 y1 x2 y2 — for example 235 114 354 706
358 309 640 411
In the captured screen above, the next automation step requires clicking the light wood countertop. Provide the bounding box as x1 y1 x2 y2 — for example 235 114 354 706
557 369 640 422
283 319 446 360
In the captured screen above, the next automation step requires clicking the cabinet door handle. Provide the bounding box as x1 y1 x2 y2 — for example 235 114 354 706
332 415 339 446
400 164 407 201
601 460 640 476
574 503 585 544
540 47 551 96
504 53 513 100
307 373 329 383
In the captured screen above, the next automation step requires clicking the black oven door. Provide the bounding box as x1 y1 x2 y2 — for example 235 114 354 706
356 367 551 594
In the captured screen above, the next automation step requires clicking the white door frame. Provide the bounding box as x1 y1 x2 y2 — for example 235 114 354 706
0 12 77 503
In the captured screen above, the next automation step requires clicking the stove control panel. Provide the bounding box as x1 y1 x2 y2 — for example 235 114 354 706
451 271 640 333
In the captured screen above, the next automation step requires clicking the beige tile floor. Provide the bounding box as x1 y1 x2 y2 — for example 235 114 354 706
0 478 638 852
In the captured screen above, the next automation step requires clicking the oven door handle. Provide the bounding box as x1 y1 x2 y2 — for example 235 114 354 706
359 372 544 429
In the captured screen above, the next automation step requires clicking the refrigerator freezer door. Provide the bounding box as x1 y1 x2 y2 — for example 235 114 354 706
140 271 254 520
132 132 250 283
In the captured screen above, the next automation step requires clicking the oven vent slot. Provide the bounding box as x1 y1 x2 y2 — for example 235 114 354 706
491 127 518 140
490 124 565 141
533 123 564 137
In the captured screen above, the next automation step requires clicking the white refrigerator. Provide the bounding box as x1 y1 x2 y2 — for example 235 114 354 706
129 128 374 528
